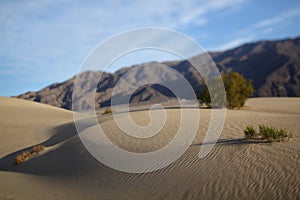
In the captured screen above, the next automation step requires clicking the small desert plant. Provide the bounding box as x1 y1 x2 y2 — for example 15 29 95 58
259 125 291 142
244 125 292 142
244 126 257 139
103 107 113 115
259 125 276 141
15 144 46 165
278 128 293 139
30 144 45 154
15 151 31 165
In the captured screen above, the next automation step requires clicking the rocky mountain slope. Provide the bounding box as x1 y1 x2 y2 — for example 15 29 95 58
17 36 300 110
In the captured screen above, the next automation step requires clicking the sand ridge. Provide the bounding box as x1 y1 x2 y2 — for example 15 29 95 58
0 97 299 199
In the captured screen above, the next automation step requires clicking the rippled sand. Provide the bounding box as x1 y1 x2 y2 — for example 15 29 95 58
0 97 299 200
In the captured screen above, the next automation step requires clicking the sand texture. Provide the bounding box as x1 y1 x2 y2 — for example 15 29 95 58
0 97 299 200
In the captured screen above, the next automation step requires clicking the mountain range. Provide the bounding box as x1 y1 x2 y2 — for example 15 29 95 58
17 36 300 110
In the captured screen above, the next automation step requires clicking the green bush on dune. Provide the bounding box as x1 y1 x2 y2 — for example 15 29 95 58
244 125 292 142
197 71 254 109
244 126 258 139
102 107 113 115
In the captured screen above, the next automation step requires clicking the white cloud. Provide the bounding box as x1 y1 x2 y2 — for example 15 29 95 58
180 7 206 25
0 0 247 74
178 0 246 25
214 36 254 51
262 27 273 34
254 7 300 29
215 7 300 51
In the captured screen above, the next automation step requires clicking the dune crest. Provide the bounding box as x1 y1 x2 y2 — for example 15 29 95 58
0 97 299 200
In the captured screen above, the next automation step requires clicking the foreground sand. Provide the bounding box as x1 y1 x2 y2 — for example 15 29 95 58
0 97 299 200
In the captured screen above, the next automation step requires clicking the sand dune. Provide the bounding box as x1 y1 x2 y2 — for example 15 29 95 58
0 97 299 200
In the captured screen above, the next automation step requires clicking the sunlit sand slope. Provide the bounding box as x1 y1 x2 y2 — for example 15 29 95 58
0 97 299 200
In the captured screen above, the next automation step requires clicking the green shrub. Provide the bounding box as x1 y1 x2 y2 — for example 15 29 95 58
259 125 291 142
277 128 292 138
103 107 113 115
196 71 254 109
222 72 254 109
244 125 257 139
259 125 276 140
244 125 292 142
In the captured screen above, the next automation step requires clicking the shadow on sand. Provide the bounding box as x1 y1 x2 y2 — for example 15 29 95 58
191 138 270 147
0 114 269 175
0 117 98 173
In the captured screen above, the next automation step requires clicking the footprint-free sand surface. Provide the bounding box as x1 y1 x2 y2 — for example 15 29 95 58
0 97 299 200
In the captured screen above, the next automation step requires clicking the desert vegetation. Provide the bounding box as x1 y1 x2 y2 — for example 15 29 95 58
197 71 254 109
15 144 45 165
223 72 254 109
102 107 113 115
244 125 292 142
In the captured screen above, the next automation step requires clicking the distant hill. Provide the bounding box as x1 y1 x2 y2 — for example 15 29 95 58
17 36 300 110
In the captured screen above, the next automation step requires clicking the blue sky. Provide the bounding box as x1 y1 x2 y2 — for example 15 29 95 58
1 0 300 96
